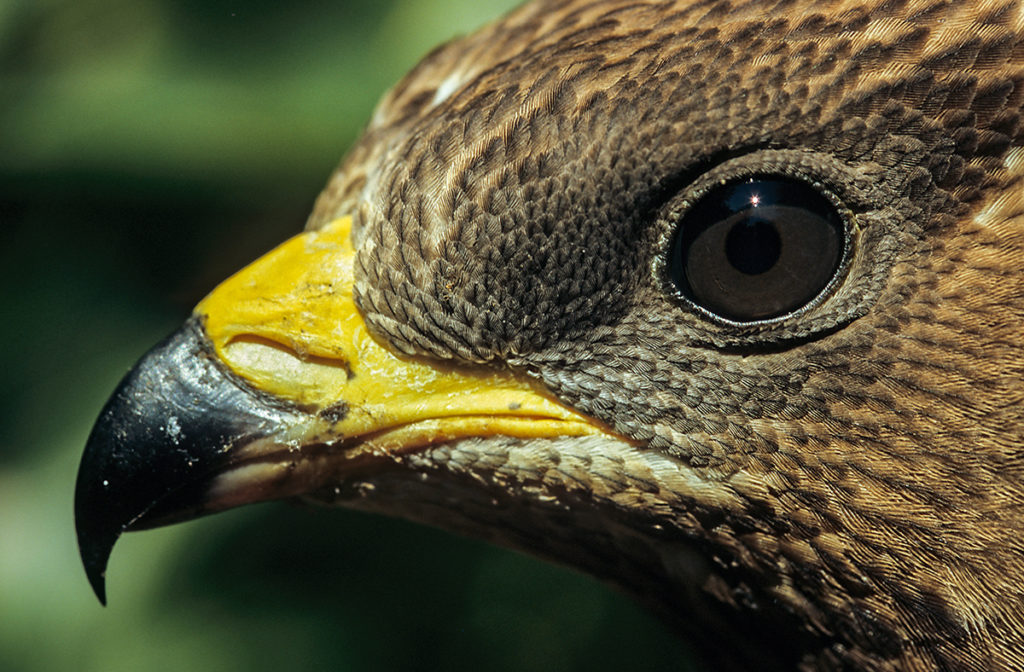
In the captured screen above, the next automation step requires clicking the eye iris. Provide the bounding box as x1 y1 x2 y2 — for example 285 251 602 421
669 177 844 322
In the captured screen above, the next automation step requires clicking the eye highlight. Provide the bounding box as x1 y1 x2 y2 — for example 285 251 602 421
669 176 845 322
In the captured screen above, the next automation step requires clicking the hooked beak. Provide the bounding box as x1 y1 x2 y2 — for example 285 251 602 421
73 319 308 604
75 216 609 605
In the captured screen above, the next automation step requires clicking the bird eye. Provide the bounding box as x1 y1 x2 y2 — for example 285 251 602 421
669 176 845 322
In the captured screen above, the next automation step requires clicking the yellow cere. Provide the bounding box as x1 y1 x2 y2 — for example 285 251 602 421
195 216 604 449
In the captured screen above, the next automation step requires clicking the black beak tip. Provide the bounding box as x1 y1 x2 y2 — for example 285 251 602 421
79 532 112 606
73 318 292 606
75 426 123 606
89 569 109 607
74 475 116 605
72 324 193 607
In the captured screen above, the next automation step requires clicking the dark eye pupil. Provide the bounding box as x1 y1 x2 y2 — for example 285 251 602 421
669 176 844 322
725 218 781 275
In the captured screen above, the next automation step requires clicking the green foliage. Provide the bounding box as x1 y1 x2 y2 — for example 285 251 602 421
0 1 698 670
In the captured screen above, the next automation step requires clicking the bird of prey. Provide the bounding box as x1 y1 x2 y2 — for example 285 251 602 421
75 0 1024 669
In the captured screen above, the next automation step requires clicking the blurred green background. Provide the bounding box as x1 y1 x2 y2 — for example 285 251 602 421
1 1 697 670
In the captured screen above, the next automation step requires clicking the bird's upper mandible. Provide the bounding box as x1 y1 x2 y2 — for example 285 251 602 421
76 1 1024 670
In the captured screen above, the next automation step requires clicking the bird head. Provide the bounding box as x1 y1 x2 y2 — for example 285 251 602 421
75 0 1024 669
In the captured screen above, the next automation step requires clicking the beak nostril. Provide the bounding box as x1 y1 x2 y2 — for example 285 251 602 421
224 334 354 370
221 336 355 405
